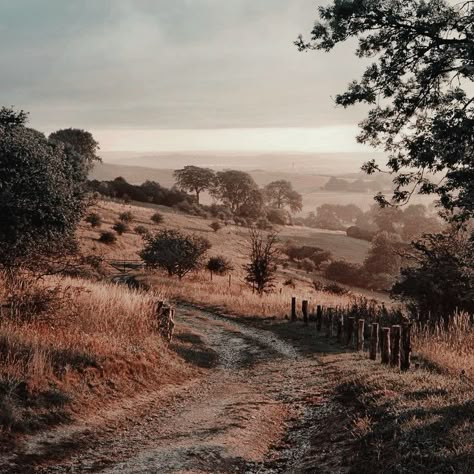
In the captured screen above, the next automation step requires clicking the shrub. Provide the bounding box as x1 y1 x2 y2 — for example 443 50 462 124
85 212 102 228
150 212 164 224
98 231 117 245
140 229 211 279
256 218 272 230
233 216 247 226
112 221 128 235
325 260 362 286
283 278 295 287
301 258 316 273
209 221 222 232
266 208 288 226
346 225 375 242
119 211 134 223
134 225 150 237
206 256 233 275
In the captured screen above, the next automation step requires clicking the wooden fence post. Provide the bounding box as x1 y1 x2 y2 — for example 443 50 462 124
337 313 344 342
390 325 401 368
291 297 297 322
326 308 334 338
400 323 412 371
369 323 379 360
316 305 323 332
381 327 391 364
346 317 355 347
302 300 309 325
357 319 365 351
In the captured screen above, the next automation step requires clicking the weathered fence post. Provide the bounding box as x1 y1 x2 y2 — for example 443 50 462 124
390 325 401 368
346 317 355 347
381 327 391 364
302 300 309 325
369 323 379 360
326 308 334 338
400 323 412 371
337 313 344 342
316 305 323 332
357 319 365 351
291 297 297 322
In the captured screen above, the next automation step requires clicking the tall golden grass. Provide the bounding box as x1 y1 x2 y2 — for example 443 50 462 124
413 312 474 381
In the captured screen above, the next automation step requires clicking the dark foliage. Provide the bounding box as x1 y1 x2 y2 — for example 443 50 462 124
206 256 233 275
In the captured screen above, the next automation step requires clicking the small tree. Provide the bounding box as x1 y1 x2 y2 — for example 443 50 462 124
264 180 303 213
85 212 102 228
151 212 164 224
209 221 222 232
134 225 150 237
244 229 279 294
112 222 128 235
140 229 211 279
119 211 134 223
206 256 233 278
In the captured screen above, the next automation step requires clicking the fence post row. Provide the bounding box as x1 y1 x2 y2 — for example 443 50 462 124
288 298 412 373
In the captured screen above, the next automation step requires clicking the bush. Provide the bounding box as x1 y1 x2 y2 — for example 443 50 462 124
119 211 134 223
85 212 102 228
134 225 150 237
98 231 117 245
150 212 164 224
206 256 233 275
112 221 128 235
284 245 332 268
325 260 362 286
140 229 211 279
256 218 272 230
300 258 316 273
266 208 288 226
346 225 375 242
209 221 222 232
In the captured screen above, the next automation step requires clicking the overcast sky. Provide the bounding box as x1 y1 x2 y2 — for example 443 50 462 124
0 0 374 154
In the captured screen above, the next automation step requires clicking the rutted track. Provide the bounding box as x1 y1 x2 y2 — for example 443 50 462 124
1 305 350 474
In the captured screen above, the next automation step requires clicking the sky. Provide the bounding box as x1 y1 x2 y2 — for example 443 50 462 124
0 0 374 155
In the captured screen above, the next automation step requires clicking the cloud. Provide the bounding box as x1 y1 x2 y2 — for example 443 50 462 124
0 1 368 138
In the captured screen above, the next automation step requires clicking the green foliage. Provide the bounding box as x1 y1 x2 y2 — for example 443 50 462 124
112 222 128 235
209 221 222 232
140 229 211 279
0 107 92 269
119 211 134 223
392 229 474 325
85 213 102 228
98 231 116 245
297 1 474 220
174 166 215 204
206 256 233 275
150 212 164 224
264 180 303 213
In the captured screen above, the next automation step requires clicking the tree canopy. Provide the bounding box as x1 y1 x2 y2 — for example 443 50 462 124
297 0 474 221
264 180 303 213
173 165 215 204
0 108 93 269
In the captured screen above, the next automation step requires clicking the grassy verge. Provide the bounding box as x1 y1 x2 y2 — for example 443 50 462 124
0 274 195 444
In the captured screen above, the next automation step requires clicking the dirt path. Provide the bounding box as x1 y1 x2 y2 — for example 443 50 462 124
1 306 353 474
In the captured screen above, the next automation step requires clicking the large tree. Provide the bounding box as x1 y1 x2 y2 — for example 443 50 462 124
264 180 303 213
211 170 259 214
297 0 474 221
174 165 215 204
0 108 93 269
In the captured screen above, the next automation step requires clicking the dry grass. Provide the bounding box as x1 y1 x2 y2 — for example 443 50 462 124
148 270 354 319
0 274 193 436
413 313 474 381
